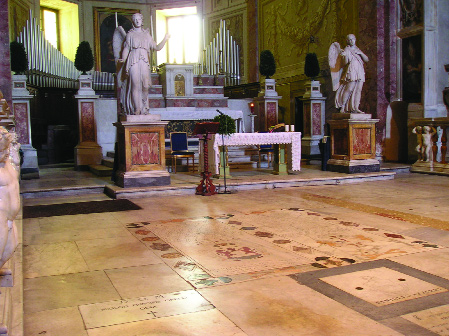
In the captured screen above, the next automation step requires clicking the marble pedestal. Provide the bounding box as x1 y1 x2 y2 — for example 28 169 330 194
11 75 39 177
327 113 380 173
254 79 282 132
74 76 102 169
114 115 170 188
299 81 326 158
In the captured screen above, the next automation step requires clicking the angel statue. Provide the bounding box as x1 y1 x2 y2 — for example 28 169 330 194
328 34 369 113
0 127 20 270
113 13 170 115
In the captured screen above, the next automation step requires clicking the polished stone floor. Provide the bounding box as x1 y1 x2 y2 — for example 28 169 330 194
20 168 449 335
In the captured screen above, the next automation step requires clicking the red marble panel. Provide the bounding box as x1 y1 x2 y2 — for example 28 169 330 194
131 132 159 165
150 74 160 85
303 102 310 136
194 76 215 86
214 76 225 86
0 1 12 105
312 103 322 136
194 88 224 95
149 87 163 94
352 128 372 155
258 101 265 131
148 99 165 108
13 102 29 144
81 102 95 142
166 99 196 108
266 102 277 128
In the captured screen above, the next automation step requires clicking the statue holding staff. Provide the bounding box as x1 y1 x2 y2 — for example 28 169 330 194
328 34 369 113
113 13 169 115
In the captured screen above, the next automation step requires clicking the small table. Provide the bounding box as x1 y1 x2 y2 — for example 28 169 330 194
203 132 302 177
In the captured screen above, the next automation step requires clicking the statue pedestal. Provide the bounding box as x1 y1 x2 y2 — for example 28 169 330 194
327 113 380 173
11 75 39 177
299 81 326 157
114 115 170 188
74 75 102 169
254 79 282 132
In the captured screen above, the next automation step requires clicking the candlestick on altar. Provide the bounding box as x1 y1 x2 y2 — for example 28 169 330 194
236 44 240 82
202 18 206 50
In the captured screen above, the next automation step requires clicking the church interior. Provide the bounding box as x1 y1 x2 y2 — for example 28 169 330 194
2 0 449 335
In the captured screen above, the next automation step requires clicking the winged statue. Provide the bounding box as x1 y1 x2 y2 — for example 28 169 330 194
328 34 369 113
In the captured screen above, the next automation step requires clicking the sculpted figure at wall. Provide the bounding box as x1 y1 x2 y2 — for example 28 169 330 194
328 34 369 113
0 127 20 270
113 13 170 115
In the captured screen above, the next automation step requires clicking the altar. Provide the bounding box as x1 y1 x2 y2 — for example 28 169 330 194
203 132 302 176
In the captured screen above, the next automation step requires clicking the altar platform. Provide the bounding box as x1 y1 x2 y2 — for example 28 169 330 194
20 161 410 200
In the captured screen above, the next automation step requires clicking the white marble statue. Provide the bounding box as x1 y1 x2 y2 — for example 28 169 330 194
0 127 20 270
412 126 423 161
9 133 21 174
113 13 170 115
421 126 436 162
328 34 369 113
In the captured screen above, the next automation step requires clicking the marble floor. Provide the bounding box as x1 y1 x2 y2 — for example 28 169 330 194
20 169 449 335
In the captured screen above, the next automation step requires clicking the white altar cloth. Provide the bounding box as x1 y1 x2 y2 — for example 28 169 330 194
204 132 302 175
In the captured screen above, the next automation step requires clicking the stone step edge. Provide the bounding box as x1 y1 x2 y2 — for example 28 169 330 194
105 172 396 199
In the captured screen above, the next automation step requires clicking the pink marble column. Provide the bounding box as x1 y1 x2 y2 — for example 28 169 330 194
0 1 12 106
358 0 398 158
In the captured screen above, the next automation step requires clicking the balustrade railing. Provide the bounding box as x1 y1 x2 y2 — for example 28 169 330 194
409 118 449 175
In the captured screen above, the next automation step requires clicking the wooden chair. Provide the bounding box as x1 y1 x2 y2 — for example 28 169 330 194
170 132 195 173
258 144 274 168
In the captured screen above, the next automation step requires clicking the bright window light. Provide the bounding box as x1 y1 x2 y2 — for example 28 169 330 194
42 9 58 48
156 7 199 65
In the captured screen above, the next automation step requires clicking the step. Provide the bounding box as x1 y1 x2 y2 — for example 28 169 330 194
89 164 113 177
102 157 114 168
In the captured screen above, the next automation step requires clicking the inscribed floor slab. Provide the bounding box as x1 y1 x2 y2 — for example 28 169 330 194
79 290 214 329
320 267 447 306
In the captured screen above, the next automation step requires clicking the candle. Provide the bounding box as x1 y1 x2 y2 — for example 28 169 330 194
115 12 118 28
285 125 290 132
150 15 154 37
202 18 206 50
290 125 295 132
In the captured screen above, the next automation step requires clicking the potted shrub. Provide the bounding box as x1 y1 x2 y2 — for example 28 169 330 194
74 41 94 75
259 50 278 97
213 114 236 135
213 113 235 180
10 41 28 75
303 52 322 98
259 50 276 79
304 52 320 81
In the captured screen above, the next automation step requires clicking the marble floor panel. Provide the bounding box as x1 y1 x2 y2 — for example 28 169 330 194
79 290 213 329
24 270 121 313
75 235 163 271
104 264 193 299
25 306 89 336
198 276 403 335
389 248 449 280
24 241 89 278
21 172 449 335
86 309 247 336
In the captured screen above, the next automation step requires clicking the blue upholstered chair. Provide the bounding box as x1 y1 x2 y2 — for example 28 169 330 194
170 132 195 173
258 144 274 168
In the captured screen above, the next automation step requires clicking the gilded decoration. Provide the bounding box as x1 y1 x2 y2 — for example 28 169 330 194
260 0 356 76
9 0 29 41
